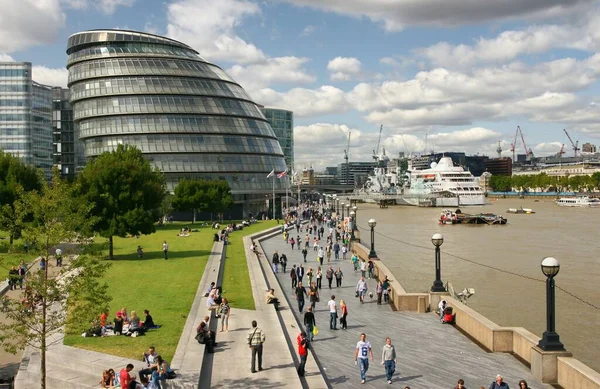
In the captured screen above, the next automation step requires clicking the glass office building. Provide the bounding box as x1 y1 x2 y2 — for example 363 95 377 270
52 87 76 178
0 62 53 178
66 30 288 213
263 108 294 171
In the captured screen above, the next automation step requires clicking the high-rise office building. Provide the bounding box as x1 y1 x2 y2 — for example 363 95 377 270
66 30 287 215
337 162 377 186
263 108 294 170
52 87 76 178
0 62 54 178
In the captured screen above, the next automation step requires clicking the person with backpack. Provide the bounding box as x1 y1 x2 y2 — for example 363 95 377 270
290 265 298 289
280 253 288 273
272 251 280 273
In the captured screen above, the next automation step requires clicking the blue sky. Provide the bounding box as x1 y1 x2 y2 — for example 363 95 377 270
3 0 600 169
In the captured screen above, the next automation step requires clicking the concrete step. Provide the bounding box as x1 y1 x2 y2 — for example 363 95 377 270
44 345 141 377
18 352 100 389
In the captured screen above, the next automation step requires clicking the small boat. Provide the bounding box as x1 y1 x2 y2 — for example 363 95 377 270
506 207 535 214
555 196 600 207
440 209 507 225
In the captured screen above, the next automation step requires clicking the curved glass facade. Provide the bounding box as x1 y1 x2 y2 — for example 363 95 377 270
66 30 287 194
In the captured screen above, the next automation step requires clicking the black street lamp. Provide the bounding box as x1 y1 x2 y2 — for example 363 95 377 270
341 202 345 219
368 219 377 258
430 233 446 292
538 257 565 351
345 204 350 221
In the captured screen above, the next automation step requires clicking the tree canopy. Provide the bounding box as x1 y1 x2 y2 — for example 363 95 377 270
76 145 165 258
489 172 600 193
0 151 42 245
173 178 234 222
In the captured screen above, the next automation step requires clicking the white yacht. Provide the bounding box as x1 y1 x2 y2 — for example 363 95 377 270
403 157 486 206
555 196 600 207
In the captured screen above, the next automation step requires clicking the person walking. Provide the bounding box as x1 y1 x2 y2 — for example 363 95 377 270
297 331 309 377
303 307 316 342
162 241 168 260
302 246 308 262
342 245 348 260
489 375 509 389
340 299 348 329
352 252 359 272
326 266 334 289
382 276 390 303
368 259 374 279
309 281 319 311
317 247 324 265
327 295 338 330
381 337 397 384
335 267 343 288
333 241 340 260
356 276 368 304
290 237 295 250
296 264 305 284
272 251 280 273
290 265 298 290
316 267 322 289
297 235 301 250
280 253 287 273
354 333 374 384
247 320 266 373
376 280 383 305
360 260 367 278
295 282 308 313
219 298 230 332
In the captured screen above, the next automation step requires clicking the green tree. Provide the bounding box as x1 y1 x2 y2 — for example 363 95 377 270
77 145 165 259
0 171 110 389
160 193 174 221
590 172 600 191
0 151 42 245
173 179 233 223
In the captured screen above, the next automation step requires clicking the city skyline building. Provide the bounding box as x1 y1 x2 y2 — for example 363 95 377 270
262 108 294 171
52 87 76 178
66 29 287 216
0 62 53 178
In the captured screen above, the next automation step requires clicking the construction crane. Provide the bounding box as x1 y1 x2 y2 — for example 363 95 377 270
563 129 580 157
510 126 533 162
557 144 566 158
343 131 351 185
373 125 383 158
496 141 502 158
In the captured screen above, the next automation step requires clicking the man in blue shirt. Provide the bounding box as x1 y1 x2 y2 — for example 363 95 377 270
489 374 510 389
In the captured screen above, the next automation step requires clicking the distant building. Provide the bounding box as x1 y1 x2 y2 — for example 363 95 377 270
301 167 315 185
314 174 337 185
338 161 376 186
484 157 513 176
582 143 597 153
325 166 338 177
0 62 53 178
52 87 76 178
263 108 294 170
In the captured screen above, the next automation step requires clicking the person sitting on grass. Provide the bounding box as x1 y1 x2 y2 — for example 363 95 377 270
126 310 146 337
114 311 124 335
142 309 158 329
137 246 143 258
139 346 158 382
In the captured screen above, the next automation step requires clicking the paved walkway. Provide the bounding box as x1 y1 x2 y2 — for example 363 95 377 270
261 234 554 389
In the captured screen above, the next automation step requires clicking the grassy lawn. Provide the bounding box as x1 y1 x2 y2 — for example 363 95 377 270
0 231 37 280
221 220 278 310
63 222 214 362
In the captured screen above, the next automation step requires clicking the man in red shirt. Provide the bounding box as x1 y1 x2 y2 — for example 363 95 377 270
296 331 309 376
119 364 135 388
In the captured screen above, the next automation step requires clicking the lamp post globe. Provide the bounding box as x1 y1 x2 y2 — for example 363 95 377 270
368 219 377 258
538 257 565 351
430 233 446 292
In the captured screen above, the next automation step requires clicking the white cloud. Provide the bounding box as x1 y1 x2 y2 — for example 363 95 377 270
533 142 565 155
428 127 501 147
277 0 594 31
254 86 350 117
415 13 600 68
327 56 362 81
379 57 400 67
0 0 65 52
300 25 317 37
166 0 265 64
32 66 69 88
61 0 135 13
227 57 315 92
0 53 14 62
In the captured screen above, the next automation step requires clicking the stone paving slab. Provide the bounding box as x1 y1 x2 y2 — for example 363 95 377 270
261 233 554 389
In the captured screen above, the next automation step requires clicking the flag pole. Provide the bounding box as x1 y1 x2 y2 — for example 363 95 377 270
272 170 275 220
286 173 289 211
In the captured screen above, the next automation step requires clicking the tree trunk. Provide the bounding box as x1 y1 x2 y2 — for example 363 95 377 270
192 208 196 224
41 298 46 389
109 236 114 259
9 235 13 245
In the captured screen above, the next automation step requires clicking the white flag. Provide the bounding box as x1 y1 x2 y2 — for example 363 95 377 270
266 169 275 178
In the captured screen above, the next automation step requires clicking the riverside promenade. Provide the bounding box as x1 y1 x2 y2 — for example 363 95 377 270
260 235 553 389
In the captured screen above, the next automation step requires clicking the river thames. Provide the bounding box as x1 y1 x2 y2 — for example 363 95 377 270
355 198 600 373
